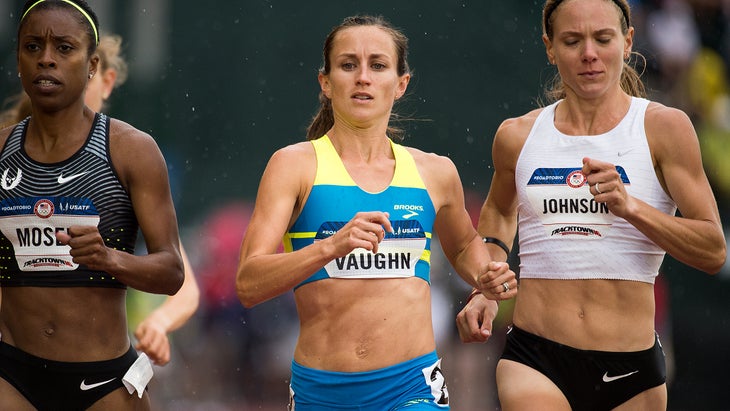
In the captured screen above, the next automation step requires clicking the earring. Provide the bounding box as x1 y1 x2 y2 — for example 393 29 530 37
17 73 21 78
89 73 94 79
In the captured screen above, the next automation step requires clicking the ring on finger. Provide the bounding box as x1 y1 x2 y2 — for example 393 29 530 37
502 282 510 293
595 182 602 194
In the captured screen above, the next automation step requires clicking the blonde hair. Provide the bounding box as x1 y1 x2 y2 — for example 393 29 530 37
96 34 128 89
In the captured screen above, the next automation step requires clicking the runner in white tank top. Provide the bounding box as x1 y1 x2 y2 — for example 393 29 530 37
456 1 725 410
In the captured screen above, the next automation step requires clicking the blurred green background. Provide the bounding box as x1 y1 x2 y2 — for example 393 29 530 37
1 1 729 410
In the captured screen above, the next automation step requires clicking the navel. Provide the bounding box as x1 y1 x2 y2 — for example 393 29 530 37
355 338 370 359
42 324 56 337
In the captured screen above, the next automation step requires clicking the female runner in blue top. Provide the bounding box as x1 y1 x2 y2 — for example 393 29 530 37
236 14 517 411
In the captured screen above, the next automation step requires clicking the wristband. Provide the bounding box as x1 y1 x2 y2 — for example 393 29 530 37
465 288 481 304
483 236 510 256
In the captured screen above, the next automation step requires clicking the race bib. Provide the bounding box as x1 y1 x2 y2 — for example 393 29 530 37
525 167 629 238
0 197 99 271
319 220 427 279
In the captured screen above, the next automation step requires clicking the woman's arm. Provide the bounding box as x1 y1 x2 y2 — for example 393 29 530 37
421 152 515 298
583 103 726 273
134 244 200 365
235 143 392 307
455 112 535 343
57 120 184 294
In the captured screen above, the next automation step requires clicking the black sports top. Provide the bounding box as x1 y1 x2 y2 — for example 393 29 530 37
0 114 137 288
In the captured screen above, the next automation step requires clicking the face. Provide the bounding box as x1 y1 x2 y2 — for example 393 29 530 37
318 25 410 129
17 7 98 111
543 0 632 99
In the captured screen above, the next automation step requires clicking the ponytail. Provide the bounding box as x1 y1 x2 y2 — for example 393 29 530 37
306 92 334 141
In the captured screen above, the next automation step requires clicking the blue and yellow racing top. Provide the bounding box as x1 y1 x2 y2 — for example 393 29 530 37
285 135 436 289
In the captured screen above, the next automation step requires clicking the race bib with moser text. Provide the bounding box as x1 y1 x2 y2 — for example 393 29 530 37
0 196 99 271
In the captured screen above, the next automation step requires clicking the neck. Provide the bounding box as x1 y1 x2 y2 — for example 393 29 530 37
25 105 95 159
556 91 632 135
326 126 392 164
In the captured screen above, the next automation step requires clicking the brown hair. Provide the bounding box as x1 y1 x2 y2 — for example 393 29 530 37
305 15 411 141
541 0 645 103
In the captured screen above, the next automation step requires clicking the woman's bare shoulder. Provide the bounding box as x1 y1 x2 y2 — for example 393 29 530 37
497 107 544 139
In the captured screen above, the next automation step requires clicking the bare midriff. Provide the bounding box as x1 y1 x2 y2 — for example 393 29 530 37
293 277 435 372
513 278 657 352
0 287 130 361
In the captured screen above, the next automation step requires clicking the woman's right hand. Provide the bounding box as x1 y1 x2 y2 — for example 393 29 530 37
328 211 394 255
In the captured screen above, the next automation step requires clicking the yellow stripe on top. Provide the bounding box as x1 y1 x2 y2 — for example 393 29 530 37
421 249 432 265
312 135 427 189
282 231 317 252
312 135 357 186
390 142 426 189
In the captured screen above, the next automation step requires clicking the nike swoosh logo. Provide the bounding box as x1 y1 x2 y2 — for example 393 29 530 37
602 370 638 382
58 172 87 184
80 377 116 391
617 149 634 157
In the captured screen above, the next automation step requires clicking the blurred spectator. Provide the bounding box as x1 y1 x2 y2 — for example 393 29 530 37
645 0 701 110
